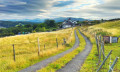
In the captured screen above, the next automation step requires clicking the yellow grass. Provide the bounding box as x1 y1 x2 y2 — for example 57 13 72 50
0 28 75 72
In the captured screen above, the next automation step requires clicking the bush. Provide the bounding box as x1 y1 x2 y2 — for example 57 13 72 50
65 44 71 47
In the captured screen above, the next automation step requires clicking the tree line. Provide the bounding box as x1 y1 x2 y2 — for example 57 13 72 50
0 21 38 28
0 20 62 37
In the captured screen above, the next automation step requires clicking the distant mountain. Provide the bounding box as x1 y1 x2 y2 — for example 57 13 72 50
3 18 44 23
0 17 91 28
53 17 91 22
3 17 90 23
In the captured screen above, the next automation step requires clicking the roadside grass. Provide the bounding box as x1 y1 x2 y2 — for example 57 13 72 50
0 28 75 72
37 29 86 72
80 20 120 72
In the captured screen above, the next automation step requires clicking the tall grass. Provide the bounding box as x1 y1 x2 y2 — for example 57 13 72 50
0 28 75 72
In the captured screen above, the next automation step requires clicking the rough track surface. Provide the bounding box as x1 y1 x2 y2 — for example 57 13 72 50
57 30 92 72
19 30 80 72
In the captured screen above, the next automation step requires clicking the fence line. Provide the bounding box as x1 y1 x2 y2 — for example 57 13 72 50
0 31 74 62
95 34 119 72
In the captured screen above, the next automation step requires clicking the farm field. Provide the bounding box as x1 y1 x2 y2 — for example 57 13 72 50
80 20 120 72
0 0 119 72
0 28 75 72
38 29 86 72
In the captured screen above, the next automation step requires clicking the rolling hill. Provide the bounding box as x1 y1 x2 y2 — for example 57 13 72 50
80 20 120 72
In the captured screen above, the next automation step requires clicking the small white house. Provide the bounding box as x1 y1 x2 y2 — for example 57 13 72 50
62 24 71 28
62 18 77 28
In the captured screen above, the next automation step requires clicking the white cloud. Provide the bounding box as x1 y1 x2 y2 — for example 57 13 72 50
0 0 120 20
0 5 6 7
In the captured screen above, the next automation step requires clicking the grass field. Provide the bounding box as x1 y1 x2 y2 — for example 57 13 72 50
80 20 120 72
37 29 86 72
0 28 75 72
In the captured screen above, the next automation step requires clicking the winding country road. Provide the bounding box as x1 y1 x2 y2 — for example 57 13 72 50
19 30 80 72
57 29 92 72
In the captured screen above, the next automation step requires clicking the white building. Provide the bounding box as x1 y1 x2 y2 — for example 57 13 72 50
62 18 77 28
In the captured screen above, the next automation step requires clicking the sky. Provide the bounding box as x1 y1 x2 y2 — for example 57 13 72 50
0 0 120 20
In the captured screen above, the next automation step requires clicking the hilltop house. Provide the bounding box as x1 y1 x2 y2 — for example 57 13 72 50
62 18 77 28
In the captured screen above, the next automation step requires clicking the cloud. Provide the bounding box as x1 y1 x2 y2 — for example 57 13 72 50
53 1 75 7
54 0 120 19
0 5 5 7
0 0 51 15
96 0 120 10
0 0 120 20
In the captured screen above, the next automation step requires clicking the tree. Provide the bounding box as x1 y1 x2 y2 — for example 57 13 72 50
42 27 46 32
44 19 50 25
33 24 39 30
32 30 36 33
15 23 24 27
38 23 47 28
44 19 57 28
24 24 32 28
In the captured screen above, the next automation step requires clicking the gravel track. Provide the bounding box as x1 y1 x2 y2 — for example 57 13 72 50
57 30 92 72
19 30 80 72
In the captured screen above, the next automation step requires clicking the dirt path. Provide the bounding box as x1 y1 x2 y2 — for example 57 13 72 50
57 30 92 72
19 30 80 72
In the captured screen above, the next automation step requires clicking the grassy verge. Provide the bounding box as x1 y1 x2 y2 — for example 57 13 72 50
80 24 120 72
0 28 75 72
37 29 86 72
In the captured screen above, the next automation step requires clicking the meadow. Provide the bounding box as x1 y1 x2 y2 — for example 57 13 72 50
0 28 75 72
80 20 120 72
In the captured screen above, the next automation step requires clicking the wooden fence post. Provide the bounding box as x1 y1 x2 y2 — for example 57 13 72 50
95 35 99 56
13 44 15 61
102 41 105 60
99 42 102 64
37 37 40 56
44 44 45 50
56 38 58 48
64 38 66 44
97 50 112 72
108 57 119 72
99 41 105 64
99 35 101 44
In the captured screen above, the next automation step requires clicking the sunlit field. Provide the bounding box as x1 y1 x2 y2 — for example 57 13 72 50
0 28 75 72
80 21 120 72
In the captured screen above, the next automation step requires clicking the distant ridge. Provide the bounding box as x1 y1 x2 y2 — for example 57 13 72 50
53 17 91 22
0 17 91 28
2 17 91 23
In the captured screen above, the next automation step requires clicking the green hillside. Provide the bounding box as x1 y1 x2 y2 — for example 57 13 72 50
80 21 120 72
89 20 120 36
93 20 120 29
